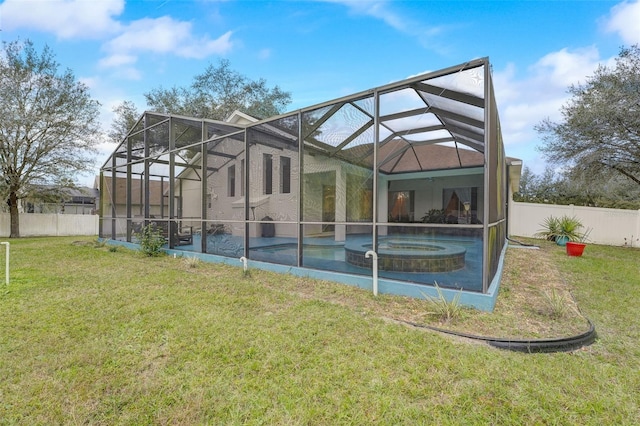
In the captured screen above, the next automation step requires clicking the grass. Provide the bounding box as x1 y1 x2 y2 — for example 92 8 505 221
0 236 638 424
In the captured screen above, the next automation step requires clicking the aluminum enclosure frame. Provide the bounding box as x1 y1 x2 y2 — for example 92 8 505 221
99 57 508 300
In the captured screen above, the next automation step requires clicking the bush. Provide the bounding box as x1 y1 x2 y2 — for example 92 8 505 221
535 215 584 242
421 209 446 223
136 224 166 257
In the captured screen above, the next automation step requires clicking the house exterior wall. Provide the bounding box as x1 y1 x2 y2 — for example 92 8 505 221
178 177 202 222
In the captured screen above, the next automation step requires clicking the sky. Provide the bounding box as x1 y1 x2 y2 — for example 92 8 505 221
1 0 640 186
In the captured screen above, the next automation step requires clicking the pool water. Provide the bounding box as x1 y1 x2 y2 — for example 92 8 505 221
254 244 344 261
186 234 484 291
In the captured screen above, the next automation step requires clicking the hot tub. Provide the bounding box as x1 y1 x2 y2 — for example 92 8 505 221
344 238 466 272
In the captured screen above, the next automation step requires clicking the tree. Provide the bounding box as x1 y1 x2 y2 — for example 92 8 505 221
0 40 101 237
513 166 537 202
536 45 640 187
108 100 140 144
514 165 640 208
144 59 292 121
514 165 564 204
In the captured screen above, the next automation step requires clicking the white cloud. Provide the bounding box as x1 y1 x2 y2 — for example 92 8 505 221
98 54 137 69
110 67 143 81
320 0 445 47
530 46 602 88
103 16 233 59
493 46 612 156
604 0 640 44
78 76 99 90
0 0 124 39
258 48 272 60
98 16 234 78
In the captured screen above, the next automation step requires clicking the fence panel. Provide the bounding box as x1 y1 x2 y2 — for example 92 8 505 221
0 213 99 237
509 202 640 246
1 206 638 247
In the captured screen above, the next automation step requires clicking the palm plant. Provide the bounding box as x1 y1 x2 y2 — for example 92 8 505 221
535 215 584 242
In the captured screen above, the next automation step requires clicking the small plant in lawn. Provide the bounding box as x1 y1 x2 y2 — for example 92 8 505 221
136 224 166 257
422 283 463 323
108 246 118 253
543 288 569 319
183 256 201 268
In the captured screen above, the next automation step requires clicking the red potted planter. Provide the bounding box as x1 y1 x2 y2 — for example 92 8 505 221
566 241 586 257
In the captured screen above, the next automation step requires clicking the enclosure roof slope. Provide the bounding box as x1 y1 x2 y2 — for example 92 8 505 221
282 57 500 174
377 142 485 173
102 58 505 177
101 111 247 170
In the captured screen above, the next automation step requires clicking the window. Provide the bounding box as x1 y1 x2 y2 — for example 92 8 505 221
280 156 291 194
228 165 235 197
263 154 273 195
346 174 372 221
443 187 478 223
388 190 414 222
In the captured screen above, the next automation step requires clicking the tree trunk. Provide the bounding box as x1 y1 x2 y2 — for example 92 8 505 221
9 190 20 238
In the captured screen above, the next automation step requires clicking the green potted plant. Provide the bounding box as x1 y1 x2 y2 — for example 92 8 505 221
536 216 561 242
535 215 584 246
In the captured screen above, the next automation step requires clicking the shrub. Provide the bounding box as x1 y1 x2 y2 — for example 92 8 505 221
136 224 166 257
535 215 584 242
536 216 561 241
421 208 446 223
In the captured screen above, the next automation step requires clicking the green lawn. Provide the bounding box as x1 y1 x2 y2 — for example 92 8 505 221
0 237 638 424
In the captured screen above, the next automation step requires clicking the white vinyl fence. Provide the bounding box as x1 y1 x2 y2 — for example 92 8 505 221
509 202 640 247
0 213 99 237
1 206 638 247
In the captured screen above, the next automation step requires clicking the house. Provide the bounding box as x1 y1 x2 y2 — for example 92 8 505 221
99 58 522 310
23 186 98 215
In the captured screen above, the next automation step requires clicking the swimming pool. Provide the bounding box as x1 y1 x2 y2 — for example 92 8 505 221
186 233 484 291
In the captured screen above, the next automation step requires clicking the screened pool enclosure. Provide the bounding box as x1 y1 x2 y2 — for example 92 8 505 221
100 58 513 301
